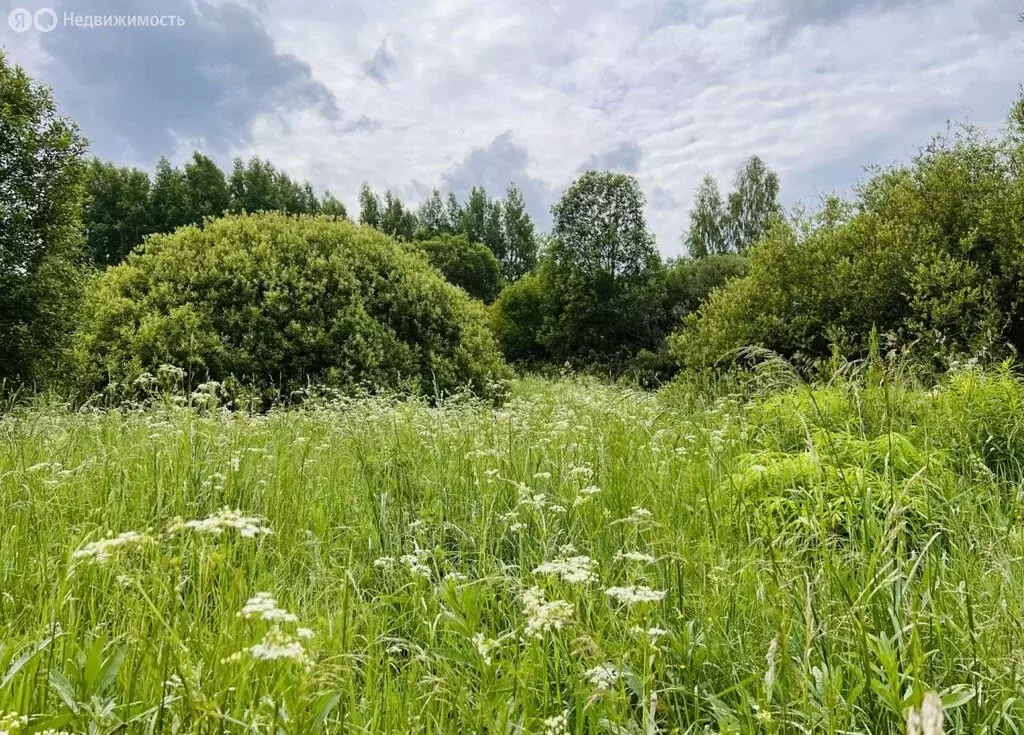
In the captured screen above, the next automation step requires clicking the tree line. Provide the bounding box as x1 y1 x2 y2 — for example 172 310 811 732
6 44 1024 396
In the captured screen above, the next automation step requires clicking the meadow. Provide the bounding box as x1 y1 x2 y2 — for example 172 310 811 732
3 366 1024 734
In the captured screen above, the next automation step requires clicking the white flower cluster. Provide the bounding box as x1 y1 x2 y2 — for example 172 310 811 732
472 632 499 666
534 555 598 585
585 664 621 691
605 585 666 605
615 551 656 564
907 692 944 735
399 548 432 578
72 530 152 565
238 593 298 623
522 586 573 638
226 594 313 668
0 711 28 735
224 626 311 667
169 507 273 538
543 711 569 735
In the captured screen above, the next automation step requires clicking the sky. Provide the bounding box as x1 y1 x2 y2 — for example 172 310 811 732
1 0 1021 256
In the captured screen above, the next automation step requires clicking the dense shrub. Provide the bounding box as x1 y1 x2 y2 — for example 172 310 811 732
672 97 1024 371
74 213 511 401
410 233 503 303
489 272 550 363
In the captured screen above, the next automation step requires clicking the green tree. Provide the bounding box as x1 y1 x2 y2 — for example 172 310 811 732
725 155 781 253
461 187 489 246
380 190 417 240
545 170 664 362
149 157 192 233
320 191 347 220
415 189 453 238
82 159 152 265
0 51 87 383
183 152 230 222
684 175 726 258
501 184 538 281
358 183 382 229
490 271 550 363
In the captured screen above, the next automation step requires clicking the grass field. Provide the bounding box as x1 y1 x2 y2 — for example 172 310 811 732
3 367 1024 733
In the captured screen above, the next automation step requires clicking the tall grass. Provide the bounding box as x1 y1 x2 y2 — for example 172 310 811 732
2 366 1024 733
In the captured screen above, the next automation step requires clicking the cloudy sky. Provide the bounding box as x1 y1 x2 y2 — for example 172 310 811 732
2 0 1021 255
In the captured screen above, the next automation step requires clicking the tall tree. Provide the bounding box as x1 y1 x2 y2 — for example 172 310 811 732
416 189 452 238
358 183 382 229
725 155 781 253
320 190 348 219
546 170 664 361
229 157 277 214
461 187 489 246
551 170 660 280
380 190 417 240
501 184 538 281
684 175 726 258
149 158 192 233
0 51 87 382
83 159 152 265
183 152 229 223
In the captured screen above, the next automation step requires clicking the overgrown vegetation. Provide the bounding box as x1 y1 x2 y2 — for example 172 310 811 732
2 363 1023 732
73 213 510 403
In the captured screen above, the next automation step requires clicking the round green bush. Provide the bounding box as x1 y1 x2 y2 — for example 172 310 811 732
74 212 511 401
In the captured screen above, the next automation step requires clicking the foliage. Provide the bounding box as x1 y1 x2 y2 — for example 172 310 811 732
673 100 1024 370
83 153 339 266
683 156 781 256
2 366 1023 731
489 272 550 363
543 171 665 363
83 159 151 266
411 233 503 303
73 212 510 402
0 51 87 384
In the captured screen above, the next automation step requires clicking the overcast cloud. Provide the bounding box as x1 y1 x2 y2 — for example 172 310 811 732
2 0 1021 254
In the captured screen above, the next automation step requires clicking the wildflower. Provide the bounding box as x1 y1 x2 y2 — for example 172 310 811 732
907 692 944 735
238 593 298 623
630 626 668 642
297 627 315 640
534 471 552 480
605 585 666 605
0 711 29 734
569 466 593 479
373 556 396 570
509 522 527 533
224 627 310 667
534 556 598 585
585 664 621 691
169 507 272 538
472 632 499 665
628 506 653 521
72 530 152 565
399 549 432 578
230 456 241 472
543 711 568 735
615 551 656 564
522 586 573 638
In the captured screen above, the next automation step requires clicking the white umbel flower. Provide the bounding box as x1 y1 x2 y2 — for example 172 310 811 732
907 692 944 735
534 556 598 585
169 507 272 538
239 593 298 623
72 531 151 564
522 586 573 638
605 585 666 605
